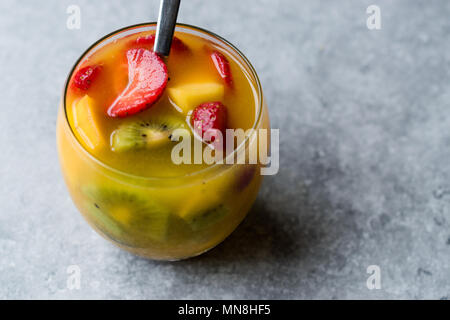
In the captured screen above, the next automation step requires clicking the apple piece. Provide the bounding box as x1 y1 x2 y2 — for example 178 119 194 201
73 95 104 150
167 82 224 115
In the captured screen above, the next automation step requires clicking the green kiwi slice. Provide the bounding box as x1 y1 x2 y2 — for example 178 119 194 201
111 116 188 152
183 204 229 231
82 185 171 247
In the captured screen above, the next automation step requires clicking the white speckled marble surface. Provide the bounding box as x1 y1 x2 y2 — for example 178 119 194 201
0 0 449 299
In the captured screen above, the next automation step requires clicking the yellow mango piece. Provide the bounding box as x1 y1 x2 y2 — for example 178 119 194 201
168 82 224 114
73 95 104 150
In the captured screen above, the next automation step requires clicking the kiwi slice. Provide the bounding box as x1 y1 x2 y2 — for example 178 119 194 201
84 200 126 246
82 185 171 247
183 204 229 231
111 116 188 152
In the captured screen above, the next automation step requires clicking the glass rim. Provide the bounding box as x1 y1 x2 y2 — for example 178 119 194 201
63 22 264 182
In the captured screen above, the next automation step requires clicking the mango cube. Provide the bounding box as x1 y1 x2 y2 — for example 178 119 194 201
73 95 104 150
168 82 224 114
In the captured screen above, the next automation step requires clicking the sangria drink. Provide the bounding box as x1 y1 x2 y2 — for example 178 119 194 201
57 23 270 260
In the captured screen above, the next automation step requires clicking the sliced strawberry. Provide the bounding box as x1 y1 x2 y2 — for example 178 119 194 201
211 51 233 87
171 37 188 51
107 49 168 118
72 65 101 90
191 102 227 147
133 35 187 52
135 34 155 47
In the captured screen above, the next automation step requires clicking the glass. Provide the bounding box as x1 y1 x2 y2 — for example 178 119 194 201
57 23 270 260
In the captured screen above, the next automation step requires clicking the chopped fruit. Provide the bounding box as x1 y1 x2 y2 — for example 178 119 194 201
72 65 102 90
135 34 155 46
133 35 187 52
177 191 228 231
171 37 188 51
83 185 172 245
107 49 168 118
111 116 188 152
168 82 224 114
182 204 229 231
73 95 104 150
211 51 233 87
191 102 227 145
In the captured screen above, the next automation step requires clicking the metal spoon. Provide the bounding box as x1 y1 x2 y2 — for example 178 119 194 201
154 0 181 57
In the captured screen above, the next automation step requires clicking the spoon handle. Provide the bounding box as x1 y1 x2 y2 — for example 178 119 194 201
154 0 181 57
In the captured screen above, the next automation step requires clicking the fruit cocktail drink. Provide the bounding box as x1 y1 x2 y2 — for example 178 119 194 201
57 23 270 260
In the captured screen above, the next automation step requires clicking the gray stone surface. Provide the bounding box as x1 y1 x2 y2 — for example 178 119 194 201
0 0 449 299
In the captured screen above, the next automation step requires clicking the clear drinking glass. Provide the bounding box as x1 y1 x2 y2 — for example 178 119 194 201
57 23 270 260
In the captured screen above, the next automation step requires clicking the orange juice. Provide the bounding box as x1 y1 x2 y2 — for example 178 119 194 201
57 23 270 260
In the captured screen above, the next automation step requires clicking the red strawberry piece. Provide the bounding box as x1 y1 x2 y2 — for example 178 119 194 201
135 34 156 47
211 51 233 87
171 37 188 51
107 48 168 118
133 35 187 52
72 65 101 90
191 102 227 146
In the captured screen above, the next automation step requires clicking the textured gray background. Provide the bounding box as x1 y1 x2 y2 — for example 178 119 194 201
0 0 449 299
